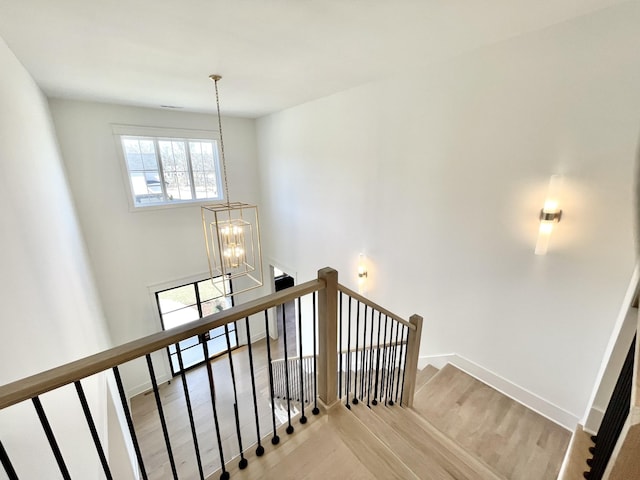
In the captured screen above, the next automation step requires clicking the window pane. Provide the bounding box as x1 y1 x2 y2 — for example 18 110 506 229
172 141 187 170
197 278 218 301
195 141 220 199
126 153 144 170
197 277 232 302
158 285 197 313
189 142 203 170
159 140 192 201
123 138 140 154
121 134 222 208
201 298 231 317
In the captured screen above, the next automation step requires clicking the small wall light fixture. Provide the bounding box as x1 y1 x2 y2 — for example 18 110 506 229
534 175 563 256
357 253 368 293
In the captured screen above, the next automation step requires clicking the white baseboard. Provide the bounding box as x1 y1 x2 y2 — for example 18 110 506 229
419 353 579 431
127 372 172 399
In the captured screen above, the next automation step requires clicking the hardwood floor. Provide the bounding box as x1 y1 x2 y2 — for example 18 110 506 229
131 353 570 480
131 338 301 480
413 364 571 480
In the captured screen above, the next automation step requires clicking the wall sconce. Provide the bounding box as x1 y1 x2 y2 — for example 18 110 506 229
357 253 368 293
534 175 563 256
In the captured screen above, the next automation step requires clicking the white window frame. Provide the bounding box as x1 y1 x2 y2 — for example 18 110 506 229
112 124 224 211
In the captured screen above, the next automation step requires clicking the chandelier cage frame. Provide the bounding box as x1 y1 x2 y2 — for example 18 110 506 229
202 202 263 298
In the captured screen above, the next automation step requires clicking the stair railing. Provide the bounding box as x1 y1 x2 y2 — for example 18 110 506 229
335 281 423 409
0 267 423 479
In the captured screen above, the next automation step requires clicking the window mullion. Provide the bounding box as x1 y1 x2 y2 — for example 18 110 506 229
154 138 169 201
185 140 197 200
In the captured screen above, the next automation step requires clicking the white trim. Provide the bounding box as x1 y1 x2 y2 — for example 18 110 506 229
111 124 219 140
419 353 579 430
583 407 604 435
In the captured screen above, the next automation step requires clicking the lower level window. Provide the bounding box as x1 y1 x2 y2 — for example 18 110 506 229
155 276 235 375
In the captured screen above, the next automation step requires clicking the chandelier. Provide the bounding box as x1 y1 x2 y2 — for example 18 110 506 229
202 75 263 298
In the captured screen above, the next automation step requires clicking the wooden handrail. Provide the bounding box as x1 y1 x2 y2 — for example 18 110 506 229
337 283 416 331
0 278 325 410
270 340 409 363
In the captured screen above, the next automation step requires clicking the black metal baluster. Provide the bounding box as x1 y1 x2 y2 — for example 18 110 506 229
372 311 383 406
32 396 71 480
345 296 353 409
281 302 294 434
388 321 401 406
74 380 113 479
353 300 361 405
0 440 18 480
338 292 343 399
400 326 411 404
312 292 320 415
245 316 265 456
385 320 398 406
380 315 390 405
297 297 307 424
367 308 376 407
308 356 313 403
201 338 229 480
263 310 280 445
360 304 368 402
174 346 205 480
586 335 635 479
224 324 248 469
145 354 178 479
396 325 407 405
294 358 298 402
113 366 148 480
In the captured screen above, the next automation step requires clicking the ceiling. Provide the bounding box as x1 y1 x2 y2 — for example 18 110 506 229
0 0 628 117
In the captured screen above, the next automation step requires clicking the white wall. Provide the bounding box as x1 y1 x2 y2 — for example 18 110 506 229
0 37 111 478
256 2 640 425
49 99 267 394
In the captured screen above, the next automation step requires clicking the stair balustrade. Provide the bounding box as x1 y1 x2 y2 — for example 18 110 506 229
0 267 423 479
584 334 637 479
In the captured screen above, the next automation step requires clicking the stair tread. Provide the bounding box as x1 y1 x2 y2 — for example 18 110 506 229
220 417 373 479
414 363 571 480
329 404 419 479
415 364 439 392
349 402 505 480
208 407 329 479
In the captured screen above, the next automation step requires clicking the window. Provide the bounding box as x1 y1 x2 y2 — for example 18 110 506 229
114 126 223 208
155 275 236 375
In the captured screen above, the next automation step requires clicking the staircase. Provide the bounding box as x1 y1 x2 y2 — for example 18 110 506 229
0 268 572 479
215 364 570 480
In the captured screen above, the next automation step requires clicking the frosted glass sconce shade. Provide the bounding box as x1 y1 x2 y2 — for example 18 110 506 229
534 175 563 256
357 253 368 293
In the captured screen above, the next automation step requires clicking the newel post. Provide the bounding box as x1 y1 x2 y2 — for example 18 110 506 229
401 314 423 408
317 267 338 407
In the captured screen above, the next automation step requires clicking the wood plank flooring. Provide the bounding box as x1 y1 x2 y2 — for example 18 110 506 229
348 400 503 480
413 364 571 480
131 338 307 480
131 355 571 480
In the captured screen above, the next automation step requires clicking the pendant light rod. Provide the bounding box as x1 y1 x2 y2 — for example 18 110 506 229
209 74 231 207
